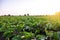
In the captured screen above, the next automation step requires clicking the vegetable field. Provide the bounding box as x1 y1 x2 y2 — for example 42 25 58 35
0 16 60 40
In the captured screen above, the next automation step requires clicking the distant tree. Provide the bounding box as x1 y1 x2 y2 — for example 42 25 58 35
24 14 26 16
8 14 10 16
27 14 29 16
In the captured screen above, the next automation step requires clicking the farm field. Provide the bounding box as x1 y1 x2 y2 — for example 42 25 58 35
1 0 60 40
0 15 60 40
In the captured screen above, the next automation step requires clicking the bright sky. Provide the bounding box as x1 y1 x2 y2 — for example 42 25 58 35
0 0 60 15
